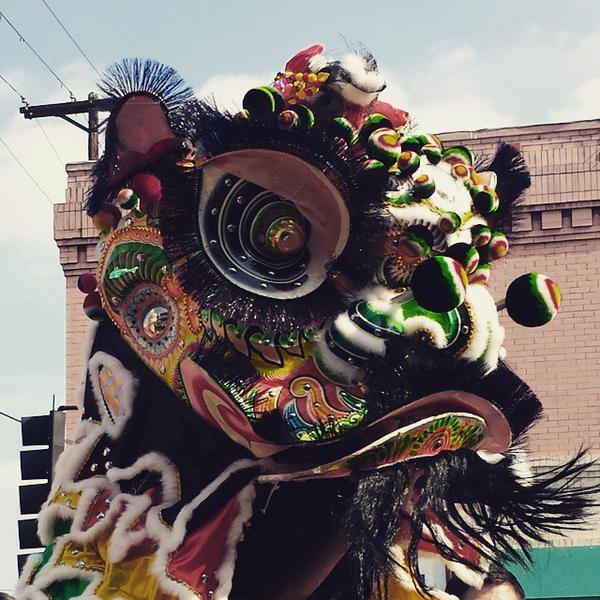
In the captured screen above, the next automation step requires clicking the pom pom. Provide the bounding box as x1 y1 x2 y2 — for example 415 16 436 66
77 272 97 294
442 145 474 166
412 174 435 199
358 113 393 146
422 144 442 164
92 203 122 234
396 150 420 176
401 136 423 153
471 224 492 247
242 86 283 120
129 172 162 209
116 188 139 210
471 185 499 215
488 231 509 260
410 256 468 313
469 262 491 285
290 103 315 130
438 211 461 234
505 273 561 327
367 128 402 166
278 109 300 129
445 243 479 275
83 291 105 321
330 117 358 145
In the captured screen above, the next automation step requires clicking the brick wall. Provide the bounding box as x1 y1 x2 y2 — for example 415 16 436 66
54 120 600 511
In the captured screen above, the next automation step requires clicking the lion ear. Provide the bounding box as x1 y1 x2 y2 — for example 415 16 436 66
86 59 194 213
107 93 181 184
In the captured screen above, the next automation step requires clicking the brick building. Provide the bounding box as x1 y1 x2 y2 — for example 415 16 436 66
53 118 600 598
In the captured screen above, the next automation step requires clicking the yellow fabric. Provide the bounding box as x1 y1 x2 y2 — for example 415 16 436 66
56 535 180 600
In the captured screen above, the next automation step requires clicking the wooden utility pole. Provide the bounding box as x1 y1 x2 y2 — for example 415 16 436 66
20 93 117 160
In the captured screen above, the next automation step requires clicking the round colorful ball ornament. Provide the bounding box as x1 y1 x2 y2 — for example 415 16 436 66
359 159 389 188
412 174 436 199
77 272 98 294
396 150 421 176
129 172 162 212
367 128 403 166
471 224 492 247
243 86 284 119
471 185 499 215
422 144 443 164
92 203 122 234
442 146 474 166
445 243 480 275
330 117 358 145
410 256 468 313
358 113 393 147
505 273 561 327
290 103 315 130
83 291 106 321
279 109 300 130
401 136 423 154
488 231 509 260
468 261 491 285
438 211 462 234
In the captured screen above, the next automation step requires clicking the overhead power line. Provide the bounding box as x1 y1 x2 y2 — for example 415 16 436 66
0 72 26 104
0 10 76 101
0 409 21 424
40 0 101 77
0 136 54 205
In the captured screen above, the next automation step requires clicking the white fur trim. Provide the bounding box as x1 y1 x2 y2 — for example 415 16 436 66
403 316 448 348
334 312 386 356
307 54 329 73
461 285 503 371
147 459 258 598
507 446 534 484
314 334 365 385
476 450 505 464
340 53 385 93
88 351 137 438
213 484 256 600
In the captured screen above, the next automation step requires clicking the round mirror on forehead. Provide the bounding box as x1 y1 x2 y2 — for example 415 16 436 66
197 150 351 299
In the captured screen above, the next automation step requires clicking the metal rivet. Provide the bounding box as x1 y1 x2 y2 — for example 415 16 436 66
70 547 80 555
267 270 275 276
461 325 469 334
111 296 119 305
125 218 133 227
236 195 244 204
208 592 214 598
102 447 111 457
210 208 218 216
105 497 111 505
65 498 73 507
161 265 168 274
209 239 218 245
104 461 113 470
76 559 86 568
159 364 166 374
239 254 248 261
294 281 302 287
97 511 105 520
178 340 185 348
90 463 98 472
226 224 235 232
228 267 237 273
136 254 143 263
224 178 233 187
259 282 268 288
201 574 208 584
374 328 382 335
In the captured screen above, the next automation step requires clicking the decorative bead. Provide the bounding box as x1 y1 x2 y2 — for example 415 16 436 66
75 559 86 568
116 188 140 210
505 273 561 327
445 243 480 275
412 174 435 199
396 150 420 176
471 224 492 247
367 128 403 166
92 203 121 234
422 144 443 164
278 109 299 130
83 292 105 321
70 547 80 555
77 272 97 294
468 262 491 285
410 256 468 313
438 211 461 234
488 231 509 260
471 185 499 214
358 113 393 147
441 145 474 166
401 136 423 153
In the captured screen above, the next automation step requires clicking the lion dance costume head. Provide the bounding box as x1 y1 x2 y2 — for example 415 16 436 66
18 44 598 600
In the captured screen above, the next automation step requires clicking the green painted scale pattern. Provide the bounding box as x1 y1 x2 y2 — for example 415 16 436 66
103 242 172 306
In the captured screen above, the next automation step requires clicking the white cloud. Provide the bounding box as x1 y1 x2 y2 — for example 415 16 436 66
196 72 271 112
549 77 600 122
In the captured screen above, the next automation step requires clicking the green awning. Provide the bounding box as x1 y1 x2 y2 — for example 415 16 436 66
510 546 600 599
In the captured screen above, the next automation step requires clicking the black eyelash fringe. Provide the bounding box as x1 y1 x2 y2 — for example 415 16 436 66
308 448 599 600
367 336 541 439
158 101 389 331
475 143 531 235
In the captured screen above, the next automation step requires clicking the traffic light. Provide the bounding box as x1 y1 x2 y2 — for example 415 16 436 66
18 410 66 572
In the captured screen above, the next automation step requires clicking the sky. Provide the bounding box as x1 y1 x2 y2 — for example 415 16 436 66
1 0 600 591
